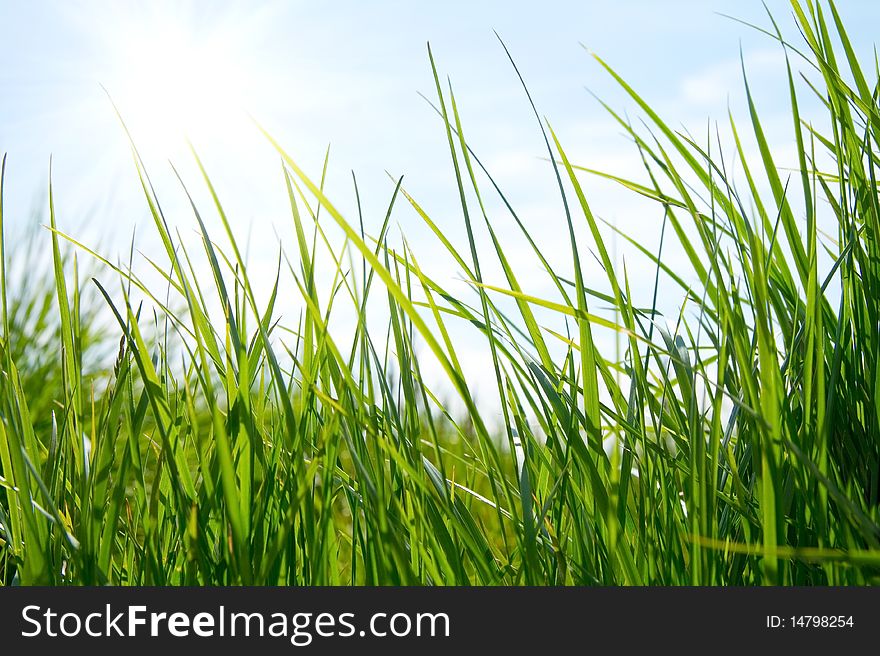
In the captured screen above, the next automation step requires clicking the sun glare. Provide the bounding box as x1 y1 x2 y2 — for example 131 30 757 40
100 10 255 158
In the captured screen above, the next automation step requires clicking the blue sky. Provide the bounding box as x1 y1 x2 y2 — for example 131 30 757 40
7 0 871 238
1 0 878 409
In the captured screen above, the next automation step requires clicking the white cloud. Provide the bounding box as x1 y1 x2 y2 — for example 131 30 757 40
680 48 786 107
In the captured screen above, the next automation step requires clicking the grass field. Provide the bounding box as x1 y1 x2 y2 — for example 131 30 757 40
1 0 879 585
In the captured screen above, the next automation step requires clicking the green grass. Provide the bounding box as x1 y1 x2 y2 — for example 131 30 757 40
1 0 879 585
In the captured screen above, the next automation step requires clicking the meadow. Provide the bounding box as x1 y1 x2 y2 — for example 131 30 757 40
1 0 879 585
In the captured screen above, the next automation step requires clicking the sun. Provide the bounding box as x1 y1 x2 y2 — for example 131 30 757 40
97 8 257 159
